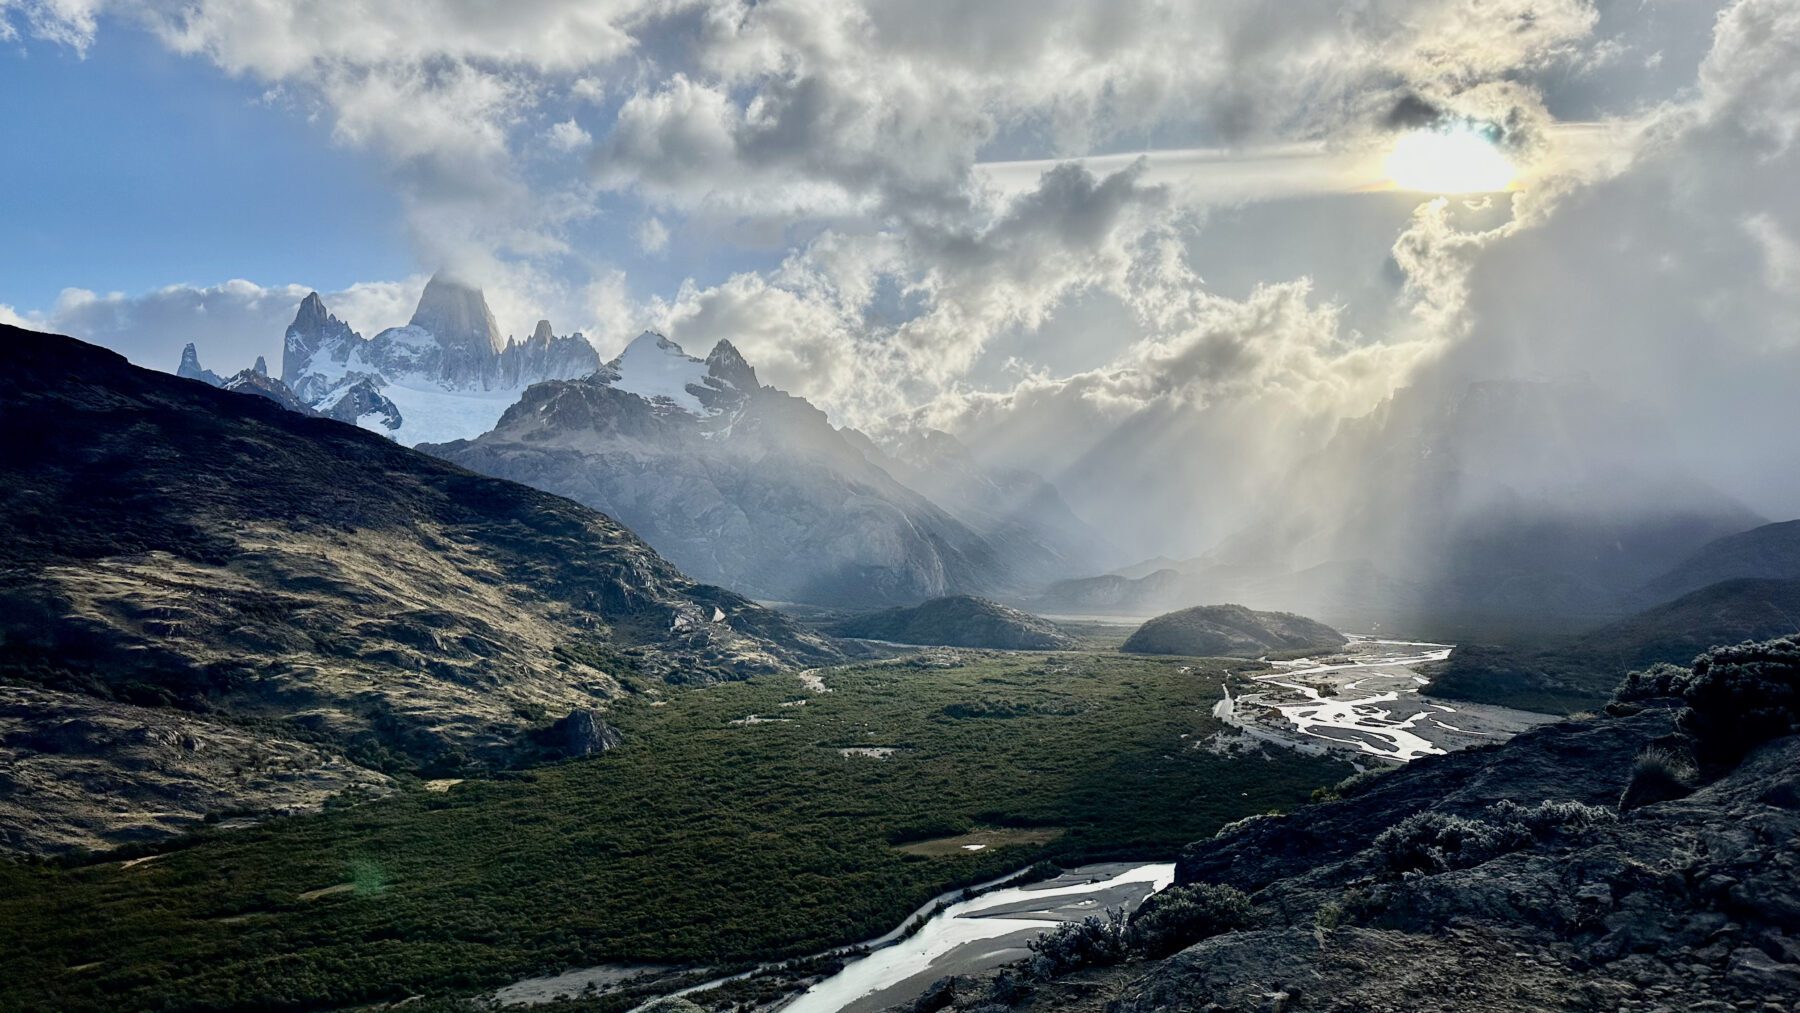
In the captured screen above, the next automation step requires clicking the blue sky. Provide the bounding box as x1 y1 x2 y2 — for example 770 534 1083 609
0 24 411 310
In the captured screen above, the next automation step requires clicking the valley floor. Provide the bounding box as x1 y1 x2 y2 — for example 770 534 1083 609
0 650 1350 1012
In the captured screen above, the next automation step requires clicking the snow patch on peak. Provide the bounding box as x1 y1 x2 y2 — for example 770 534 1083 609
608 331 709 414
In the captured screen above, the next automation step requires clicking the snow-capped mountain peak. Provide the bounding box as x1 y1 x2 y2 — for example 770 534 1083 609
606 331 713 414
260 278 603 443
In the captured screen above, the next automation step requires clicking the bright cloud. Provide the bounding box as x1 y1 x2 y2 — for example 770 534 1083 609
5 0 1796 550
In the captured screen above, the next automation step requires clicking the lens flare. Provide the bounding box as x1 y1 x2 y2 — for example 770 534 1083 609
1384 127 1516 193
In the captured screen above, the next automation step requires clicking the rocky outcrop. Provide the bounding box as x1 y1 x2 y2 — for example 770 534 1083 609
500 318 602 389
831 596 1077 650
315 376 403 431
549 708 623 758
282 291 371 402
0 323 838 854
1120 604 1346 657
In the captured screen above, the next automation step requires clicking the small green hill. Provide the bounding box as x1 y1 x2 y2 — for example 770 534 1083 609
831 595 1076 650
1120 604 1346 658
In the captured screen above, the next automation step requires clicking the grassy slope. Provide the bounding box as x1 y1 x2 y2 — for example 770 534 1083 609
0 652 1347 1011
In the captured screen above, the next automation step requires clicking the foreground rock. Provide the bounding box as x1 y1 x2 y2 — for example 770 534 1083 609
831 596 1077 650
908 641 1800 1013
1121 604 1346 658
0 324 836 854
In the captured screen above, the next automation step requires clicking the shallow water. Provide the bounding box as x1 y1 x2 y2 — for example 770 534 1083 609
1220 636 1553 762
782 862 1174 1013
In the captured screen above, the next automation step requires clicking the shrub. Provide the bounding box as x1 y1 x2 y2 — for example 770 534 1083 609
1027 909 1130 978
1374 800 1616 875
1375 811 1531 875
1612 662 1694 705
1313 901 1344 932
1312 767 1389 803
1678 637 1800 765
1486 799 1617 835
1213 811 1278 839
1126 883 1253 958
1619 746 1695 811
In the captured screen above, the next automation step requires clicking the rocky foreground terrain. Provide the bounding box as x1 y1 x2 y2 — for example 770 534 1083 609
0 325 835 853
897 638 1800 1012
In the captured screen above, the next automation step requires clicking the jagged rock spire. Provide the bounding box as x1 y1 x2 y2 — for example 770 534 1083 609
176 343 223 387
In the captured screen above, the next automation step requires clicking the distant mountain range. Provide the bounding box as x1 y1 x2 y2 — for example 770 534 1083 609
0 322 834 853
1037 379 1760 637
176 282 1108 608
178 273 601 443
424 332 1108 605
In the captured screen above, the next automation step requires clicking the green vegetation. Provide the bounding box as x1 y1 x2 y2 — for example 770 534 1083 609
1619 746 1695 811
1124 882 1253 959
1612 635 1800 768
0 652 1347 1011
1373 799 1616 876
1021 882 1255 977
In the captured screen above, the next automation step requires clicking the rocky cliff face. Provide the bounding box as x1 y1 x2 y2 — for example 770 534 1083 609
426 332 1049 606
0 322 836 854
220 368 317 415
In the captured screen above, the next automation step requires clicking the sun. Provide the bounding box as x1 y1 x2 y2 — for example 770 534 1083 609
1384 126 1516 193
